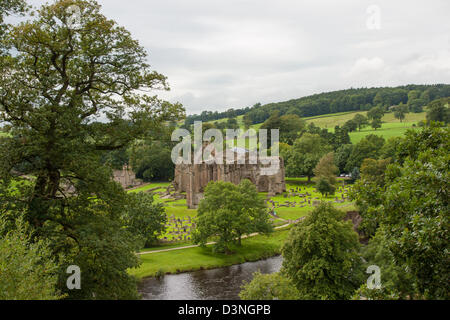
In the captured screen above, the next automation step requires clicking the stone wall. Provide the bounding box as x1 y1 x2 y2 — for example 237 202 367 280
113 165 141 189
174 151 286 208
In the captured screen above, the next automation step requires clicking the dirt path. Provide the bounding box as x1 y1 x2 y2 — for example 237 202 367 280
138 221 301 255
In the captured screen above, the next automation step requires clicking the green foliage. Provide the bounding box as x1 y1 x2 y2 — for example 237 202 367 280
260 112 306 145
408 98 425 113
282 202 363 299
131 141 174 181
426 97 450 123
353 114 368 131
345 134 385 172
393 103 408 122
343 119 357 132
353 227 415 300
379 136 403 161
313 152 338 183
240 272 299 300
0 220 63 300
0 0 28 48
381 148 449 299
0 0 184 299
349 167 360 183
193 180 273 253
371 117 382 130
334 144 354 173
122 192 167 248
287 133 332 181
367 106 384 120
360 158 390 186
315 177 336 197
352 125 450 299
313 152 338 196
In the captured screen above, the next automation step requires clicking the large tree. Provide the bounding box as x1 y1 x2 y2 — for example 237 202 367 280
353 114 368 131
282 202 363 299
345 134 385 172
287 133 332 181
0 0 28 46
352 125 450 299
393 103 408 122
193 180 273 253
239 272 299 300
426 97 450 124
0 0 183 299
260 111 306 145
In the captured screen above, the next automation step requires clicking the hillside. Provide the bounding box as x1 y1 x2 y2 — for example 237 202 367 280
185 84 450 126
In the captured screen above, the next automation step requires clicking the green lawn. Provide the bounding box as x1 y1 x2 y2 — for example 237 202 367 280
129 228 291 279
349 121 420 143
304 111 366 128
272 177 352 220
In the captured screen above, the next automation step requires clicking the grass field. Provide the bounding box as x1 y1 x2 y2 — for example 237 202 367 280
129 228 291 279
201 109 427 144
127 176 353 244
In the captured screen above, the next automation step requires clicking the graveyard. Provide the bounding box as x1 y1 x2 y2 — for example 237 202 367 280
128 176 354 249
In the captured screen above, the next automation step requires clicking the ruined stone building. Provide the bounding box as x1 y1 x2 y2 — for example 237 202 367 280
174 148 286 208
113 164 141 189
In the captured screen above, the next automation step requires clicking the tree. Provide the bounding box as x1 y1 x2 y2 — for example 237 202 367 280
0 0 183 299
0 220 64 300
353 227 415 300
349 167 360 183
192 180 273 253
313 152 338 196
393 103 408 122
313 152 338 185
345 134 385 171
426 97 450 124
316 177 336 197
408 98 425 113
334 144 353 173
351 125 450 298
343 119 357 132
379 136 403 161
287 133 332 181
371 117 382 130
226 117 239 130
122 193 167 248
240 272 299 300
360 158 391 186
131 141 174 181
260 112 306 145
0 0 28 50
381 145 449 299
282 202 363 299
367 106 384 120
353 114 368 131
243 114 252 130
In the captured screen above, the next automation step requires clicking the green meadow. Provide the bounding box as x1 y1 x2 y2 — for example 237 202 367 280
130 228 291 279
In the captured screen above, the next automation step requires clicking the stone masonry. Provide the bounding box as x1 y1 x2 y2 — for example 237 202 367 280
174 148 286 208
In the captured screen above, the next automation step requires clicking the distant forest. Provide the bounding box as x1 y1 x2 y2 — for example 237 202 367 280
184 84 450 125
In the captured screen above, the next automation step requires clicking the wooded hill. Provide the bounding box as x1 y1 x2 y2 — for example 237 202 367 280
184 84 450 126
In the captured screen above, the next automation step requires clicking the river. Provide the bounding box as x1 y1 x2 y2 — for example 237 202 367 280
138 256 283 300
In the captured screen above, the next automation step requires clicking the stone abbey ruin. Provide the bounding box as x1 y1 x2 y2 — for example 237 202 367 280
173 147 286 208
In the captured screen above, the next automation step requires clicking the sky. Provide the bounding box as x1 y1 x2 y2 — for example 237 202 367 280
22 0 450 114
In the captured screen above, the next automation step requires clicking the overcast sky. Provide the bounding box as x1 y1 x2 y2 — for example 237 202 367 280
25 0 450 114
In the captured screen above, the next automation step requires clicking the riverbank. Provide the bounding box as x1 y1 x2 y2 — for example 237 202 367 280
129 227 291 279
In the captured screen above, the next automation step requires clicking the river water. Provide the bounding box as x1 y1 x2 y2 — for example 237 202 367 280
138 256 283 300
